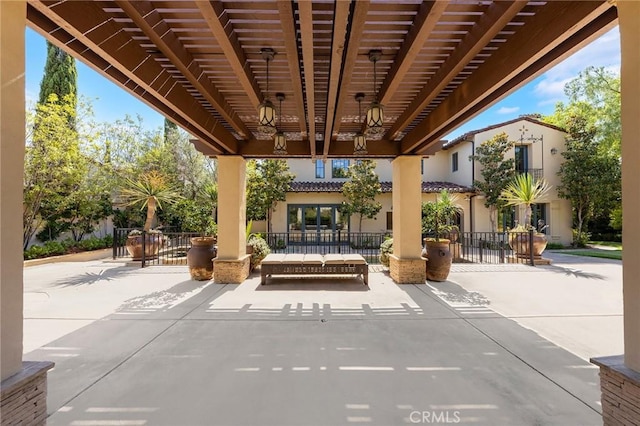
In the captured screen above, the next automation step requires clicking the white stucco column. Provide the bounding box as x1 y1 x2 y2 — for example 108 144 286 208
390 156 426 283
619 0 640 372
0 0 26 380
591 5 640 425
213 156 250 283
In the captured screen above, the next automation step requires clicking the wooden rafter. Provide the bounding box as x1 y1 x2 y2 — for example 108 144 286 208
115 0 251 140
413 6 618 154
277 1 308 139
377 1 448 106
30 0 238 153
329 1 370 137
196 1 262 109
322 0 351 158
401 1 616 154
297 1 317 157
386 0 526 141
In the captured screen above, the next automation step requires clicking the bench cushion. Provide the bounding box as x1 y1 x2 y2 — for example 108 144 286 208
261 253 286 264
342 254 367 264
283 253 305 264
303 254 324 265
323 253 344 264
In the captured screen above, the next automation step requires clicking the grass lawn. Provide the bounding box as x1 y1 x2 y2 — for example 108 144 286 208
562 249 622 260
589 241 623 250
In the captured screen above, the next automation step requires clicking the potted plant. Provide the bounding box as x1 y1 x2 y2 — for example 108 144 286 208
500 173 551 257
246 233 270 272
182 200 218 280
119 171 182 260
422 190 461 281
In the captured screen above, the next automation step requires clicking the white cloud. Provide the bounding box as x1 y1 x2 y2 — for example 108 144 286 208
533 27 620 104
497 106 520 115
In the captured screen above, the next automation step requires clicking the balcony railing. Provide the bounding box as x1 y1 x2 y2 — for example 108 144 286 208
516 168 543 180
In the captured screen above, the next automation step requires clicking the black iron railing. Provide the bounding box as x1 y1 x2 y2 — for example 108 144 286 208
113 229 537 267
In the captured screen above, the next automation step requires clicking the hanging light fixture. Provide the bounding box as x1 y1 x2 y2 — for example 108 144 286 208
257 48 277 135
365 50 384 135
353 93 367 155
273 93 288 155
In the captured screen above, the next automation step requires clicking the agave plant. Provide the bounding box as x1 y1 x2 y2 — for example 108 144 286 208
119 171 183 231
500 173 551 229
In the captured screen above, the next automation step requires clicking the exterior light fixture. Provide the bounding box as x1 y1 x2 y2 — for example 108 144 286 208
354 93 367 155
257 48 277 135
550 147 558 155
365 50 384 135
273 93 288 155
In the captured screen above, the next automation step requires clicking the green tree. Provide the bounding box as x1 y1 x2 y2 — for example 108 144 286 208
546 66 620 154
23 95 84 248
554 117 621 245
500 173 551 229
342 160 382 232
469 132 516 232
245 160 294 232
38 42 77 116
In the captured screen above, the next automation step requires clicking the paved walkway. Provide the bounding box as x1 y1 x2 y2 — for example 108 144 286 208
22 254 621 425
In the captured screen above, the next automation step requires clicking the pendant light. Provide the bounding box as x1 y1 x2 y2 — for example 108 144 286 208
257 48 277 135
273 93 287 155
365 50 384 135
353 93 367 155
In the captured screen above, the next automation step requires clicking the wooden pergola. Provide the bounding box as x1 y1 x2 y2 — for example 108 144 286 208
27 1 617 158
4 2 640 424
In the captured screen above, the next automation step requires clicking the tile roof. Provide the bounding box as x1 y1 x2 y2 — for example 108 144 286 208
443 116 567 150
289 181 474 194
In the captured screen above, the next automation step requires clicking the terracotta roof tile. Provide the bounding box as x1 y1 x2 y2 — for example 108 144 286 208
289 181 474 194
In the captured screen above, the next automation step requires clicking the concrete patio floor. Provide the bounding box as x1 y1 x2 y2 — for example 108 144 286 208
22 254 620 425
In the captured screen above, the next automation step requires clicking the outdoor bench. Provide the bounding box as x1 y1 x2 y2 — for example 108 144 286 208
260 253 368 286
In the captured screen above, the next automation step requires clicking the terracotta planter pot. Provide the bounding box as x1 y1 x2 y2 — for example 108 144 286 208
125 234 163 260
509 232 548 257
424 239 452 282
187 237 217 281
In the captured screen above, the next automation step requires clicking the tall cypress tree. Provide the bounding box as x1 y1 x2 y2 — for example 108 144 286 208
38 41 77 113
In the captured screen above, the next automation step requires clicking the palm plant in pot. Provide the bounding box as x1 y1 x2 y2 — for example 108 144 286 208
422 190 461 281
500 173 551 257
119 171 182 260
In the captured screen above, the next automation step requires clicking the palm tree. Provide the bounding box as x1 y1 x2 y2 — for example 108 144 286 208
120 171 183 231
500 173 551 229
422 190 462 240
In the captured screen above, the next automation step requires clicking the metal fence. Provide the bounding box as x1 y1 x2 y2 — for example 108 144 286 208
113 228 536 267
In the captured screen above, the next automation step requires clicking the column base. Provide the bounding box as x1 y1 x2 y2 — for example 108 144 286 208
1 361 54 425
213 255 251 283
389 255 426 284
591 355 640 425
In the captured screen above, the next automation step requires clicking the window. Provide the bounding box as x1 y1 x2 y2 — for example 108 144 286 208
332 159 350 178
386 211 393 231
515 145 528 173
315 160 325 179
452 152 459 172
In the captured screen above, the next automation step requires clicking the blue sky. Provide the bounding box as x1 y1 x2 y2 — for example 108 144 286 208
25 26 621 140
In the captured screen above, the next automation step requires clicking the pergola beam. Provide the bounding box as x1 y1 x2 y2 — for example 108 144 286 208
239 138 400 158
322 0 351 158
297 1 317 157
377 1 448 106
401 1 615 154
196 1 262 109
28 1 235 154
387 0 526 141
277 1 308 139
115 0 251 140
329 1 370 138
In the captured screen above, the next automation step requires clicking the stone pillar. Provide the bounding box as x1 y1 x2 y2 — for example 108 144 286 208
0 0 26 382
213 156 250 283
1 3 55 425
591 3 640 425
390 156 426 283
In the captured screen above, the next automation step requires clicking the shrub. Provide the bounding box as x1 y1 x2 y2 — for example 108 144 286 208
247 234 271 270
572 229 591 248
546 242 565 250
24 235 113 260
379 237 393 267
